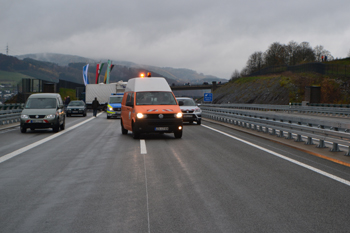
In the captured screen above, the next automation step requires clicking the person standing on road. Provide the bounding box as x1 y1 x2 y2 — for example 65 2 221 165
92 97 99 117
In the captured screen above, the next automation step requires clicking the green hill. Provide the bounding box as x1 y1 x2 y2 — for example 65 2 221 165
213 58 350 105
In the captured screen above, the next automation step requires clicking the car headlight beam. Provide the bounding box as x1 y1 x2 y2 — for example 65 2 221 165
176 112 183 118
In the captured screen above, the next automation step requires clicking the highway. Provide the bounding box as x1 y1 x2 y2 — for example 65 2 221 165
1 112 350 232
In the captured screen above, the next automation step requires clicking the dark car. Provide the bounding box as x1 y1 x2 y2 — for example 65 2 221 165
66 100 87 117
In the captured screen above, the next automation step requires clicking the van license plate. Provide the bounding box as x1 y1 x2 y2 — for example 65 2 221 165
32 120 42 123
155 127 168 131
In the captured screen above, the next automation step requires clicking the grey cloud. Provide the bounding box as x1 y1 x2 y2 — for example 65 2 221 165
1 0 350 78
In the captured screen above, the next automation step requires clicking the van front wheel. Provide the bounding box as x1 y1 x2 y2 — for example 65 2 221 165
174 130 182 139
121 120 128 135
132 123 140 139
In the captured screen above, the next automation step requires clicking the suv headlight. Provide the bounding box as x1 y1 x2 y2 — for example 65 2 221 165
21 114 29 119
46 114 56 119
176 112 183 118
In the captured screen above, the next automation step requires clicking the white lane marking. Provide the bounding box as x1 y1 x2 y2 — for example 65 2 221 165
143 153 151 233
140 139 147 154
202 124 350 187
0 116 97 164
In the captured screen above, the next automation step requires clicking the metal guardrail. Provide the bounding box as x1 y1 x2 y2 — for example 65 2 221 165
202 106 350 156
0 104 23 126
201 103 350 118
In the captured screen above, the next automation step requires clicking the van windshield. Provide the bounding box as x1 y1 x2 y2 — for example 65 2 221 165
136 92 177 105
109 96 123 104
25 98 57 109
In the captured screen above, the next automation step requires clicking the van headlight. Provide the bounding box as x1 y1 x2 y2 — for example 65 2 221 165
137 113 146 119
46 114 56 119
108 107 113 111
176 112 183 118
21 114 29 119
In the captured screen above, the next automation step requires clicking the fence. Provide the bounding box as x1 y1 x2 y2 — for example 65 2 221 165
248 62 350 77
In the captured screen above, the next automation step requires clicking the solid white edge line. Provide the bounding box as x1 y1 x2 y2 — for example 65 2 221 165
202 124 350 187
0 116 97 164
140 139 147 154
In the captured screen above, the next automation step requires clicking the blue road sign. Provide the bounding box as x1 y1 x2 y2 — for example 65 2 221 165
204 93 213 102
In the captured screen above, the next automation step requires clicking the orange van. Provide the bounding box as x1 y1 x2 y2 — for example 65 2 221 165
120 77 183 139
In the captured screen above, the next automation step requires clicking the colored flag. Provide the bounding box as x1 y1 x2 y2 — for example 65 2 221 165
103 60 112 84
83 64 89 86
95 63 104 84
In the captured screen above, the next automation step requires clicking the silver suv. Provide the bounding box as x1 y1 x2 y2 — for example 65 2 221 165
176 97 202 125
20 93 66 133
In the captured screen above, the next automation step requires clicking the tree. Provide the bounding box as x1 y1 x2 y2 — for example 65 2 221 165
296 42 315 63
246 51 264 74
264 42 286 67
314 45 324 62
230 69 240 81
285 41 300 65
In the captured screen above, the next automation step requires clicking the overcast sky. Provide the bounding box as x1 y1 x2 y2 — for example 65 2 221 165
1 0 349 79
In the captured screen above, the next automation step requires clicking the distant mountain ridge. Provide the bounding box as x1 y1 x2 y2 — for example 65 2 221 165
15 53 225 83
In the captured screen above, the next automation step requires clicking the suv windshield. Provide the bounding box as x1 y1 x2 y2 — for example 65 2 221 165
25 98 57 109
109 96 123 104
136 92 177 105
68 101 84 106
178 98 196 106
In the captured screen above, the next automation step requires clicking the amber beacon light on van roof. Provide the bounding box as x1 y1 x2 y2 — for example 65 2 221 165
139 72 152 78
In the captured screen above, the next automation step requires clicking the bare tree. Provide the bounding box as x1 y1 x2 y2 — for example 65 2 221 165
246 51 264 74
230 69 241 81
314 45 324 62
296 42 315 63
264 42 286 67
285 41 300 65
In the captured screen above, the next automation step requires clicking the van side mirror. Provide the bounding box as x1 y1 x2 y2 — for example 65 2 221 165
126 101 134 107
178 101 184 106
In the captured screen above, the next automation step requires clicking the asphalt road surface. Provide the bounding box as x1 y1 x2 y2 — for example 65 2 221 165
1 112 350 232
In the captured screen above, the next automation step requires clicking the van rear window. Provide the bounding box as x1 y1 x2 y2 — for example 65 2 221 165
136 92 177 105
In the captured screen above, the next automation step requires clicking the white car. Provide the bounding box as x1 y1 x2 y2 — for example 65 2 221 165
176 97 202 125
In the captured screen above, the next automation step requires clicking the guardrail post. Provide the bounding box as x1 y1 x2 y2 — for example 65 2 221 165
305 137 314 145
345 147 350 156
253 124 257 131
295 134 304 142
286 132 293 139
317 140 327 148
270 128 276 136
330 143 342 152
278 130 284 137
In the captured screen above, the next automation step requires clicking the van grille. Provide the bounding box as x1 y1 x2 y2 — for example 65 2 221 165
29 115 46 119
146 114 175 119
